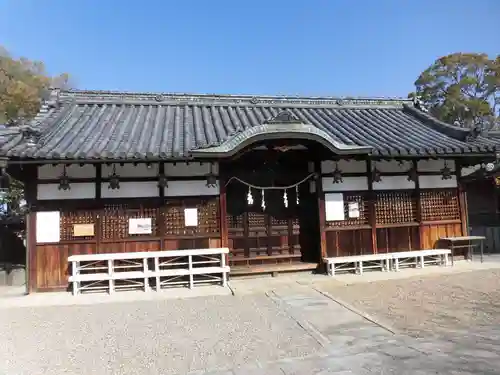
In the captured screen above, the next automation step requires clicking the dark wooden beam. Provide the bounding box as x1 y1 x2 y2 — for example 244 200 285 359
456 160 469 236
366 159 377 254
315 161 327 260
413 159 424 249
218 163 228 250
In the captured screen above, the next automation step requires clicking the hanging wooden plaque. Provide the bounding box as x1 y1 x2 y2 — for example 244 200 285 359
73 223 95 237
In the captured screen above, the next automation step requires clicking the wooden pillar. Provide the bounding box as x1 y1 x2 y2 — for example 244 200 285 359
366 159 377 254
219 162 228 249
456 160 468 236
158 162 166 251
24 165 38 294
315 161 327 260
94 163 103 252
414 159 424 249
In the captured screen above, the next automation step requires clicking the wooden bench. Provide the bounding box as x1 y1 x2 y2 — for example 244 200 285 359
390 249 451 271
68 248 229 295
324 249 452 276
323 253 392 276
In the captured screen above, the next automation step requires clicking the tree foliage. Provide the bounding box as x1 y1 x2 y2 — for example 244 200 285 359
0 45 70 124
0 46 70 218
410 53 500 129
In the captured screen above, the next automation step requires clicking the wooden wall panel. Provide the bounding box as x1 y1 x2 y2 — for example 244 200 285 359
376 226 419 253
421 223 462 249
35 243 98 291
325 229 372 257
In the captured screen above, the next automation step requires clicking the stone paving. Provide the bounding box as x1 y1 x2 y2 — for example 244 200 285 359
2 262 500 374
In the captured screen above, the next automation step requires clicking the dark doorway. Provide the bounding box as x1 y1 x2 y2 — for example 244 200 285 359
225 145 320 270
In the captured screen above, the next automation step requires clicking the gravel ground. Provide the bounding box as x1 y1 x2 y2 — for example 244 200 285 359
0 294 321 375
318 269 500 337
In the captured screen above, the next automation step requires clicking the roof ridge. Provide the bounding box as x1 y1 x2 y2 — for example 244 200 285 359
57 88 412 106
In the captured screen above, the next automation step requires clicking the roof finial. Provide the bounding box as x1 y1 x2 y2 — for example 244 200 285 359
45 87 61 109
412 96 429 113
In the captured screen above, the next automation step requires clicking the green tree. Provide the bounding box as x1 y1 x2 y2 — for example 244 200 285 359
0 46 70 124
0 46 70 217
410 53 500 129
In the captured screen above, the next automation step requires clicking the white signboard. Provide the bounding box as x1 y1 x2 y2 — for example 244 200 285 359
348 202 360 219
325 193 345 221
184 208 198 227
128 218 152 234
36 211 60 243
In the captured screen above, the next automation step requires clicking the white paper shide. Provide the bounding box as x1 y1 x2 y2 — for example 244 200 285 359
184 208 198 227
325 193 345 221
128 218 152 234
36 211 61 243
348 202 360 219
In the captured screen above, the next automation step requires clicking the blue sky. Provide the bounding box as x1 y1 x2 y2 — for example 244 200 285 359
0 0 499 97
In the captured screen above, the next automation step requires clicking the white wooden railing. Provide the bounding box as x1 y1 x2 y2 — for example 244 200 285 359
68 248 229 295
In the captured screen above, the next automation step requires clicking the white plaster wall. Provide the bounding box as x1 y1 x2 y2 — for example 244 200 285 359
419 175 458 189
101 163 158 178
321 160 366 174
373 176 415 190
164 180 220 197
417 159 456 172
460 164 482 177
38 164 96 179
37 183 96 200
322 177 368 192
101 181 159 198
164 162 219 177
374 160 412 173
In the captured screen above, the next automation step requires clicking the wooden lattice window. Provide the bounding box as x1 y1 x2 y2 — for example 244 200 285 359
227 214 244 230
327 192 369 228
420 189 460 221
100 204 159 240
375 191 417 225
247 211 266 229
164 198 219 236
60 210 95 241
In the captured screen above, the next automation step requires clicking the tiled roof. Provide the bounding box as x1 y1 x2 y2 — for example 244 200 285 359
0 89 498 160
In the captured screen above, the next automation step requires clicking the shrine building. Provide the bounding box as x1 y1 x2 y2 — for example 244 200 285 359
0 89 497 293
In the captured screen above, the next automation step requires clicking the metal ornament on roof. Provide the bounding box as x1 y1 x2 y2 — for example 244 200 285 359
205 164 217 188
261 190 266 211
108 164 120 190
372 164 382 183
440 162 453 180
283 190 288 208
157 173 169 188
407 166 418 182
58 165 71 191
332 162 343 184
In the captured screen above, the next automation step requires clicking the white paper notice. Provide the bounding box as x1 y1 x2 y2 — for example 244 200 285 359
325 193 345 221
129 218 152 234
348 202 360 219
36 211 60 243
184 208 198 227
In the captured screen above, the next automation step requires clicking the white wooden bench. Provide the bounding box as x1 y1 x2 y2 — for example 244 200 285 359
68 248 229 295
324 249 451 276
323 253 392 276
390 249 451 271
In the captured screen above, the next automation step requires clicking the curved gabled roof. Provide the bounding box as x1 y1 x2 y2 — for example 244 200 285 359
0 89 497 161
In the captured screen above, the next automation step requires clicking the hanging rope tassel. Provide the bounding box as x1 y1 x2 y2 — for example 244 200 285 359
296 185 299 205
283 190 288 208
247 187 253 205
261 190 266 211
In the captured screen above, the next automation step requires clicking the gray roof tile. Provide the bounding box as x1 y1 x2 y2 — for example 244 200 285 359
0 89 498 160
